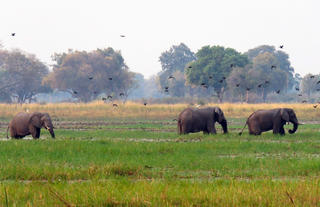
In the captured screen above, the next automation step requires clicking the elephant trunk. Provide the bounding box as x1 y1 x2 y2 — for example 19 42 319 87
45 122 55 138
49 128 55 138
220 119 228 134
288 121 298 134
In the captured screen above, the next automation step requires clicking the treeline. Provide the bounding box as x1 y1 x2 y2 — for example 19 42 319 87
0 43 319 103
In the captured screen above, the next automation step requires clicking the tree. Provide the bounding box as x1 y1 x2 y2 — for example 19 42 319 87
44 48 135 102
300 74 320 99
0 50 50 103
245 45 296 91
185 45 249 102
158 43 196 97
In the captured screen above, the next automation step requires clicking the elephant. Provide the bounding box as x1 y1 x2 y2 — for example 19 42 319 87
239 108 300 136
178 107 228 134
7 112 55 139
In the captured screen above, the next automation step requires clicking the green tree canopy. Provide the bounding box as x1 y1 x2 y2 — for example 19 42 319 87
158 43 196 97
44 48 135 102
186 45 249 102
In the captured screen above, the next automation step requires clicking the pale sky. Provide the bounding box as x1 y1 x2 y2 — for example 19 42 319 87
0 0 319 78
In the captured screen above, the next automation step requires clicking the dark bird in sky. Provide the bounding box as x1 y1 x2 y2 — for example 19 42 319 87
168 75 175 80
298 94 303 96
246 87 251 91
164 89 169 93
113 104 118 107
313 105 318 108
94 91 97 94
276 90 280 94
265 80 270 84
317 89 320 91
102 97 107 101
257 84 263 88
107 95 112 99
143 102 147 106
209 76 213 79
219 79 223 83
11 33 15 36
236 84 240 87
295 87 300 91
230 64 234 68
302 100 307 103
200 83 206 86
188 65 192 69
317 81 320 84
73 90 78 94
271 65 276 70
222 76 226 80
279 45 284 49
108 77 112 80
88 77 93 80
164 86 169 90
310 75 315 78
119 93 124 96
120 35 125 37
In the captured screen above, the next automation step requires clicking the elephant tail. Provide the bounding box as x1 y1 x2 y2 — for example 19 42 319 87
238 121 247 136
238 112 255 136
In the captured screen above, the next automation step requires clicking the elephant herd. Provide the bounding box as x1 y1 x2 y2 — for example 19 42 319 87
6 107 300 139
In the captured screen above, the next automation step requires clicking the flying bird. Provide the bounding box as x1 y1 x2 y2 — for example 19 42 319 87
107 95 112 99
236 83 240 87
113 104 118 107
120 35 125 37
200 83 206 86
11 33 15 36
279 45 284 49
188 66 192 69
108 77 112 80
271 65 276 70
164 86 169 90
310 75 315 79
209 76 213 79
265 80 270 84
219 79 224 83
313 105 318 108
317 81 320 84
298 94 303 96
276 90 280 94
143 102 147 106
295 87 300 91
119 93 124 96
302 100 307 103
257 84 263 88
88 77 93 80
73 90 78 94
246 87 251 91
94 91 97 94
168 75 175 80
230 64 234 68
102 97 107 101
164 89 169 93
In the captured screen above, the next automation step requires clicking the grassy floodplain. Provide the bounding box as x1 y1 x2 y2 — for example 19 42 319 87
0 102 319 206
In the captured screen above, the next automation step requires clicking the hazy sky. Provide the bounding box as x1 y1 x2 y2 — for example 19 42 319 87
0 0 319 78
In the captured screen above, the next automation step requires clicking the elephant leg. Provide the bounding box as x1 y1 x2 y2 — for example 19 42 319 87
279 126 285 135
207 122 217 134
30 127 40 139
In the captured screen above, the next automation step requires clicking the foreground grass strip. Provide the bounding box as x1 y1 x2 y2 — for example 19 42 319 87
1 179 320 206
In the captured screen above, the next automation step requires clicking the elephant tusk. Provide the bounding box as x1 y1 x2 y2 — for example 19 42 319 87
298 122 304 125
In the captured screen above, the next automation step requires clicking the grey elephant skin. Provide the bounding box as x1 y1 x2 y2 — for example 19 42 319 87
178 107 228 134
239 108 299 136
7 112 55 139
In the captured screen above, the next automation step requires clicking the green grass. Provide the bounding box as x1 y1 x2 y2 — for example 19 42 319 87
0 117 319 206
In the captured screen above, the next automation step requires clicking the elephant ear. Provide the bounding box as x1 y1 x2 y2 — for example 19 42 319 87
280 109 290 122
29 113 42 128
214 107 223 122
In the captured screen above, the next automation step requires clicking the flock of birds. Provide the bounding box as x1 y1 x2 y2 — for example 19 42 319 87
8 33 320 108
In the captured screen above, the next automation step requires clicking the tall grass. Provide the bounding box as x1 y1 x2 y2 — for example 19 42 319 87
0 102 318 120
